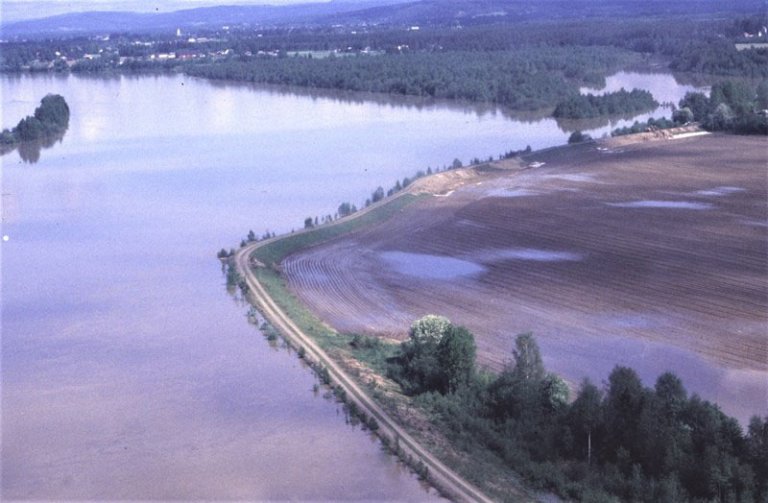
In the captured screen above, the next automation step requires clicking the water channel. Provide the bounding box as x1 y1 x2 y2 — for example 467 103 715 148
1 70 706 499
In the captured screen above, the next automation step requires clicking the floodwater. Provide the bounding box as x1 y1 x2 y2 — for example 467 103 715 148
581 71 704 104
1 70 707 499
380 251 486 280
542 328 767 426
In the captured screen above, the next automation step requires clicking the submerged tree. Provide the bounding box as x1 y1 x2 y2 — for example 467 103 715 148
1 94 70 147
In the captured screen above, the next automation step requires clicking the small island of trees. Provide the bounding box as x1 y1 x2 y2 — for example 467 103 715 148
0 94 70 147
552 88 658 119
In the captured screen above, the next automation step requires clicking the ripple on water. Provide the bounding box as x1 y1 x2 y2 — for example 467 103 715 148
380 251 486 280
606 200 713 210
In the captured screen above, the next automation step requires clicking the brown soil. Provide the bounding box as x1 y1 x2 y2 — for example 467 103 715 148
282 134 768 421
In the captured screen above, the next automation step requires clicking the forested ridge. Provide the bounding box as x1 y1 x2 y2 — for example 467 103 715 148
376 316 768 502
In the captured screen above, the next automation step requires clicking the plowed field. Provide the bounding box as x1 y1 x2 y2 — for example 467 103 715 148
283 134 768 423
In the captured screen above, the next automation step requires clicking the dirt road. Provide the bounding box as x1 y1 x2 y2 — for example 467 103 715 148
234 241 499 503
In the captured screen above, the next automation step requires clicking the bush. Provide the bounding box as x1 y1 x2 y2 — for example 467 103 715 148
568 131 592 144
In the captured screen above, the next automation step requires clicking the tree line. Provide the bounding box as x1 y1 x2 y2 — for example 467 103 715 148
381 315 767 501
185 46 631 110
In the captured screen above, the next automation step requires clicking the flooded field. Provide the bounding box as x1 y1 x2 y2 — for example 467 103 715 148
282 134 768 425
0 69 712 498
380 251 486 279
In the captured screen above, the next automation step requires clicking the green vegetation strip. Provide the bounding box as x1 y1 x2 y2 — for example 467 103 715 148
252 193 420 266
255 267 401 369
251 194 421 358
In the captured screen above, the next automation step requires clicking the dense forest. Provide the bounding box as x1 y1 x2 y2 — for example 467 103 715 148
1 12 766 119
0 94 70 145
383 316 768 502
186 47 631 110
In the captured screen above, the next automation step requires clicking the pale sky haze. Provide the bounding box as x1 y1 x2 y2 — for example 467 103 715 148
1 0 326 23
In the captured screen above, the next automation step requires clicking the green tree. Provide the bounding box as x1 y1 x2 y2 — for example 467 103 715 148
710 80 754 116
489 333 547 420
568 130 591 144
570 378 603 464
603 366 646 462
401 315 452 394
337 202 355 218
655 372 687 420
541 372 569 411
756 80 768 109
437 324 476 393
746 416 768 497
679 92 712 122
371 186 385 203
34 94 70 132
707 102 736 130
409 315 451 347
511 332 545 383
672 106 694 124
15 116 45 141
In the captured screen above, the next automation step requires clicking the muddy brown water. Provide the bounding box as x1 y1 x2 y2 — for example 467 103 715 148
1 71 708 499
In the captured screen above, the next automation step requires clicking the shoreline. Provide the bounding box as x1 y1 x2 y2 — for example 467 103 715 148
231 131 765 500
233 221 499 503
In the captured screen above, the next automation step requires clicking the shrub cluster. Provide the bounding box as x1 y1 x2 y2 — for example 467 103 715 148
679 79 768 134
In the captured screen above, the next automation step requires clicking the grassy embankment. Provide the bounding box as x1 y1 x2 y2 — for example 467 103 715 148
252 192 426 379
251 194 419 366
248 191 534 502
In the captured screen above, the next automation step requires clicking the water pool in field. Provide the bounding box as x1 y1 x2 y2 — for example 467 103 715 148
380 251 486 280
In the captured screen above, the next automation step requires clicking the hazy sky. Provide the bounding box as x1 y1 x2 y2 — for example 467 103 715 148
1 0 325 22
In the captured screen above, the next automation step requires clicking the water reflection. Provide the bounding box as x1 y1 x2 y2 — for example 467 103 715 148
0 128 68 164
554 111 665 133
201 76 555 123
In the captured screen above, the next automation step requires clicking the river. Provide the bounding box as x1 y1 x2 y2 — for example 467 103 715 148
0 70 705 499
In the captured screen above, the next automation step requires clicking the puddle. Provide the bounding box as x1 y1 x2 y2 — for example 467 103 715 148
606 200 713 210
695 186 745 197
476 248 584 262
379 251 486 280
